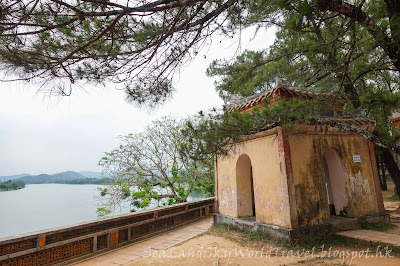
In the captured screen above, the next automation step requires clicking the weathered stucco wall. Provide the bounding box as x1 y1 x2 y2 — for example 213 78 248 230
289 134 381 227
216 135 293 228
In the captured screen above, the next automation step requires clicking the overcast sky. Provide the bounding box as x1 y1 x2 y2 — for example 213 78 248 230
0 27 276 176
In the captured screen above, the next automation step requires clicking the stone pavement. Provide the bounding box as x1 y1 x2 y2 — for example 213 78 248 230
73 217 213 266
337 201 400 247
384 201 400 212
338 229 400 247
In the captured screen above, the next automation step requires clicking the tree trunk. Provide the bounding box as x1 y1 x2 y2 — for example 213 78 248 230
309 117 400 155
339 74 361 109
317 0 400 72
376 154 384 190
381 156 388 191
380 149 400 197
384 0 400 48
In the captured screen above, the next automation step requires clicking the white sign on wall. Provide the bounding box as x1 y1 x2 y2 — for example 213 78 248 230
353 155 361 163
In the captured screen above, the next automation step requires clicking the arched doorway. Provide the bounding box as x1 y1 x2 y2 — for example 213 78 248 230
236 154 255 217
323 148 349 216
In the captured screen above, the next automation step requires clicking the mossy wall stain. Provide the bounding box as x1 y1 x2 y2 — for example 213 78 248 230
216 128 381 229
289 134 380 227
294 139 330 227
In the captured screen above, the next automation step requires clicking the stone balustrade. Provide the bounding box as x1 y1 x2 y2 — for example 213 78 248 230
0 198 214 266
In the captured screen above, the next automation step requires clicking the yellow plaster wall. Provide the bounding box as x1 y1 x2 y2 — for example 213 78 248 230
288 135 380 227
216 135 292 228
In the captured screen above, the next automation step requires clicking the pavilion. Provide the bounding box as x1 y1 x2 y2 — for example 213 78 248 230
213 83 388 239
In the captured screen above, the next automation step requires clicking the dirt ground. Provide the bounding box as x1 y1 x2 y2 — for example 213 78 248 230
129 201 400 265
129 233 400 266
384 200 400 235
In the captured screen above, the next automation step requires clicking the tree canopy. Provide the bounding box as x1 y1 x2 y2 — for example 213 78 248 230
0 0 238 106
97 116 214 217
1 0 400 108
0 180 25 191
204 0 400 154
4 1 400 194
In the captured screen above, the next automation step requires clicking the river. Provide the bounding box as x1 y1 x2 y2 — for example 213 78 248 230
0 184 204 239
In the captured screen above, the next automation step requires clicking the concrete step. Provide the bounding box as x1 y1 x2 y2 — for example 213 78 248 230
330 216 361 231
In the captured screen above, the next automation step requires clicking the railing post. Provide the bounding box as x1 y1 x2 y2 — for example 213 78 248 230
109 231 118 248
128 227 132 241
38 235 46 249
93 235 97 253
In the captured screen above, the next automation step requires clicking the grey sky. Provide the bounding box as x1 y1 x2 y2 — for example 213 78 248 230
0 27 276 176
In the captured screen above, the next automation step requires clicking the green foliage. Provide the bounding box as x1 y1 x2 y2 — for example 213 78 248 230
182 96 339 157
360 221 394 232
2 0 400 110
96 207 112 218
16 174 110 185
64 178 111 185
204 0 400 166
207 50 275 100
0 180 26 191
381 181 398 201
97 116 214 217
208 0 400 113
0 0 243 107
361 89 400 142
98 188 108 197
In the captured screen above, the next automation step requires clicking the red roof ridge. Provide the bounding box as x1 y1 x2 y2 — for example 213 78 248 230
389 113 400 124
228 86 335 112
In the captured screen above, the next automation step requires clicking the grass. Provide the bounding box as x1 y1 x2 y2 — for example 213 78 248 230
381 181 400 202
361 221 395 231
209 223 400 257
209 223 291 248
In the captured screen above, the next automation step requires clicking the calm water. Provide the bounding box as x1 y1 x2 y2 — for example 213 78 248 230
0 184 128 238
0 184 206 239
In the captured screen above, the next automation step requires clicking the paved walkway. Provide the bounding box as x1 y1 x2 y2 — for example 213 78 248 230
384 201 400 212
73 217 213 266
338 229 400 247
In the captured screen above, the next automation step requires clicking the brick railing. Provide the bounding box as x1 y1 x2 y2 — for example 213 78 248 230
0 198 214 266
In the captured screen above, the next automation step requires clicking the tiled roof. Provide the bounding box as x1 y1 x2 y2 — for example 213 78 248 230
228 86 336 112
389 113 400 124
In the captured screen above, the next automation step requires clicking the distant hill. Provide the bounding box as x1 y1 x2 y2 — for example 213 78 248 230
17 171 86 184
1 173 31 181
79 171 102 179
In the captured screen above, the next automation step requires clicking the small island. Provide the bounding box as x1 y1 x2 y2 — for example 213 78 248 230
0 180 26 191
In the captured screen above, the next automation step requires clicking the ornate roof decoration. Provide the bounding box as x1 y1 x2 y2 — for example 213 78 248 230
228 85 342 112
389 113 400 124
